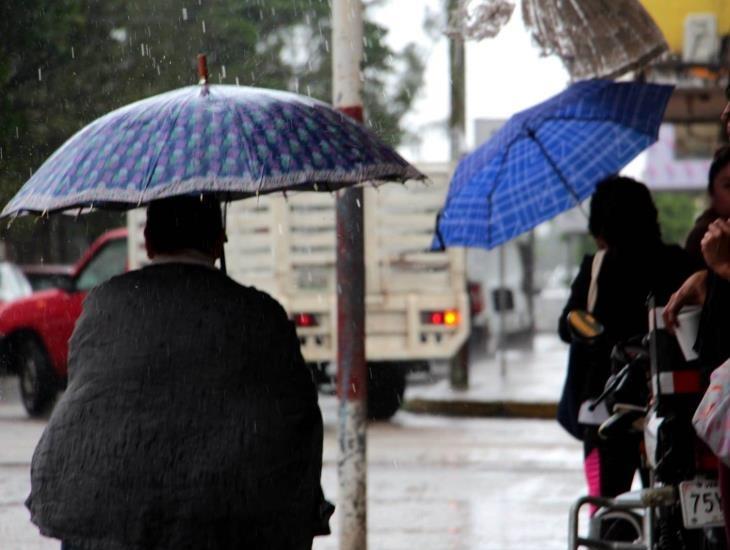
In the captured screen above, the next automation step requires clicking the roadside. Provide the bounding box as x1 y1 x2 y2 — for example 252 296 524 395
404 333 566 420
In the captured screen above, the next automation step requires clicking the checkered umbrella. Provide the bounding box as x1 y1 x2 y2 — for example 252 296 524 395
434 79 674 250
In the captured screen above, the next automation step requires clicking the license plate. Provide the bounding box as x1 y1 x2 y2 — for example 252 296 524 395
679 480 725 529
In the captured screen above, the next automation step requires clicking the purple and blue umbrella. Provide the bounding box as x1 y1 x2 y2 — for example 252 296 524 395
434 79 674 250
2 84 422 217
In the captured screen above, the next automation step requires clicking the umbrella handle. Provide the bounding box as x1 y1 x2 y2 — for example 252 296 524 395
197 54 209 85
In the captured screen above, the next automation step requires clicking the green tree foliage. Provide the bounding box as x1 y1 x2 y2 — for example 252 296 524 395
0 0 424 262
653 191 704 246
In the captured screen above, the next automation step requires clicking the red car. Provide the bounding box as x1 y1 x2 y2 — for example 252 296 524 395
0 228 128 416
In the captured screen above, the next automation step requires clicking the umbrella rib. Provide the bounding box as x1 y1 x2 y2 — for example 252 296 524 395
139 95 193 204
221 96 262 196
526 128 586 215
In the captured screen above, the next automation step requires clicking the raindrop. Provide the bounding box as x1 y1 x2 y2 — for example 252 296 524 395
356 198 361 208
71 47 75 59
201 20 206 33
306 85 312 96
156 65 161 75
15 127 19 138
235 77 240 86
181 7 188 20
221 65 227 78
324 39 329 53
140 43 145 56
29 168 33 177
0 147 3 159
38 67 42 81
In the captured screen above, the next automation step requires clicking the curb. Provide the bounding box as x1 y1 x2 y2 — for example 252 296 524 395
403 399 558 419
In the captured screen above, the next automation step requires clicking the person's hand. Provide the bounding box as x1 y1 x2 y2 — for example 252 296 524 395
702 218 730 280
662 270 708 334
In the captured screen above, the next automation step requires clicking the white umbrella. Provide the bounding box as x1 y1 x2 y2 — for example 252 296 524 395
448 0 668 81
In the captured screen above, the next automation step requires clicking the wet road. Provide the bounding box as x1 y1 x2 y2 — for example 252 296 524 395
0 376 585 550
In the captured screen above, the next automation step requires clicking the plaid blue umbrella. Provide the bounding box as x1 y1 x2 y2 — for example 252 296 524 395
3 85 423 216
434 79 674 250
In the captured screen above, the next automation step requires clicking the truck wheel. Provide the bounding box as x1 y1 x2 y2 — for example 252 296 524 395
367 363 406 420
17 337 57 417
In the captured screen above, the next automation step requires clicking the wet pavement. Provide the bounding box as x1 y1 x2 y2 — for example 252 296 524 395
405 333 568 417
0 335 585 549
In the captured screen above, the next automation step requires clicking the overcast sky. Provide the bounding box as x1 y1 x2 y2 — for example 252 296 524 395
370 0 648 179
371 0 569 162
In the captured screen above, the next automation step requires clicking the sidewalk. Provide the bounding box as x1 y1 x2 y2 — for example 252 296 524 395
404 333 568 419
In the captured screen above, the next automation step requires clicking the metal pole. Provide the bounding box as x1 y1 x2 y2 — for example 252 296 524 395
499 245 507 377
332 2 367 549
447 0 469 389
448 0 466 161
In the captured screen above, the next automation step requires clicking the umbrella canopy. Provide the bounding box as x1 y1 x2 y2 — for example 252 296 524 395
434 79 674 250
447 0 667 81
521 0 668 81
2 84 423 217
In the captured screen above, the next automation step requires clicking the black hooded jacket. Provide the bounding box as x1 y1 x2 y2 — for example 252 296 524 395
27 263 328 550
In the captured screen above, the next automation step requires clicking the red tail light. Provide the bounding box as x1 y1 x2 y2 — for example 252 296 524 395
293 313 318 327
421 310 460 326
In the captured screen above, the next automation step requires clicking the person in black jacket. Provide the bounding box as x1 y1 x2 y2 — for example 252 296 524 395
27 196 333 550
558 176 693 508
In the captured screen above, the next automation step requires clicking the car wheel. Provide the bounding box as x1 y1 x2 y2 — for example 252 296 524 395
17 337 57 417
367 363 406 421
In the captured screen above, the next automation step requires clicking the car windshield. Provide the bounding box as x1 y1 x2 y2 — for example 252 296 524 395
0 263 33 302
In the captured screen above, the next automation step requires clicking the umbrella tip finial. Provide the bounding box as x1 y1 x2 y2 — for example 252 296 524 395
197 54 209 85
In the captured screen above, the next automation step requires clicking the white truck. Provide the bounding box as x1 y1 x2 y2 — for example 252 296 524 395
128 162 469 419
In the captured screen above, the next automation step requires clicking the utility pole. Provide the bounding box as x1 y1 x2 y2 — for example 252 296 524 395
332 1 367 549
448 0 466 162
447 0 469 389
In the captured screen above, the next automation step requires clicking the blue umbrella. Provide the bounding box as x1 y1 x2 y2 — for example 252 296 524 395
2 84 422 217
434 79 674 250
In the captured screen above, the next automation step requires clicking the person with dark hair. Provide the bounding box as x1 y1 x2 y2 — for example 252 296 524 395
685 145 730 268
558 176 693 510
665 146 730 545
26 195 332 550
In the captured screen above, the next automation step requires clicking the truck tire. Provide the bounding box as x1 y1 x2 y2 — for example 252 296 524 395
367 363 406 420
17 337 57 417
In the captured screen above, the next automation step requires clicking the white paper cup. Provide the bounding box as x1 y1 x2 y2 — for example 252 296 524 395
675 305 702 361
